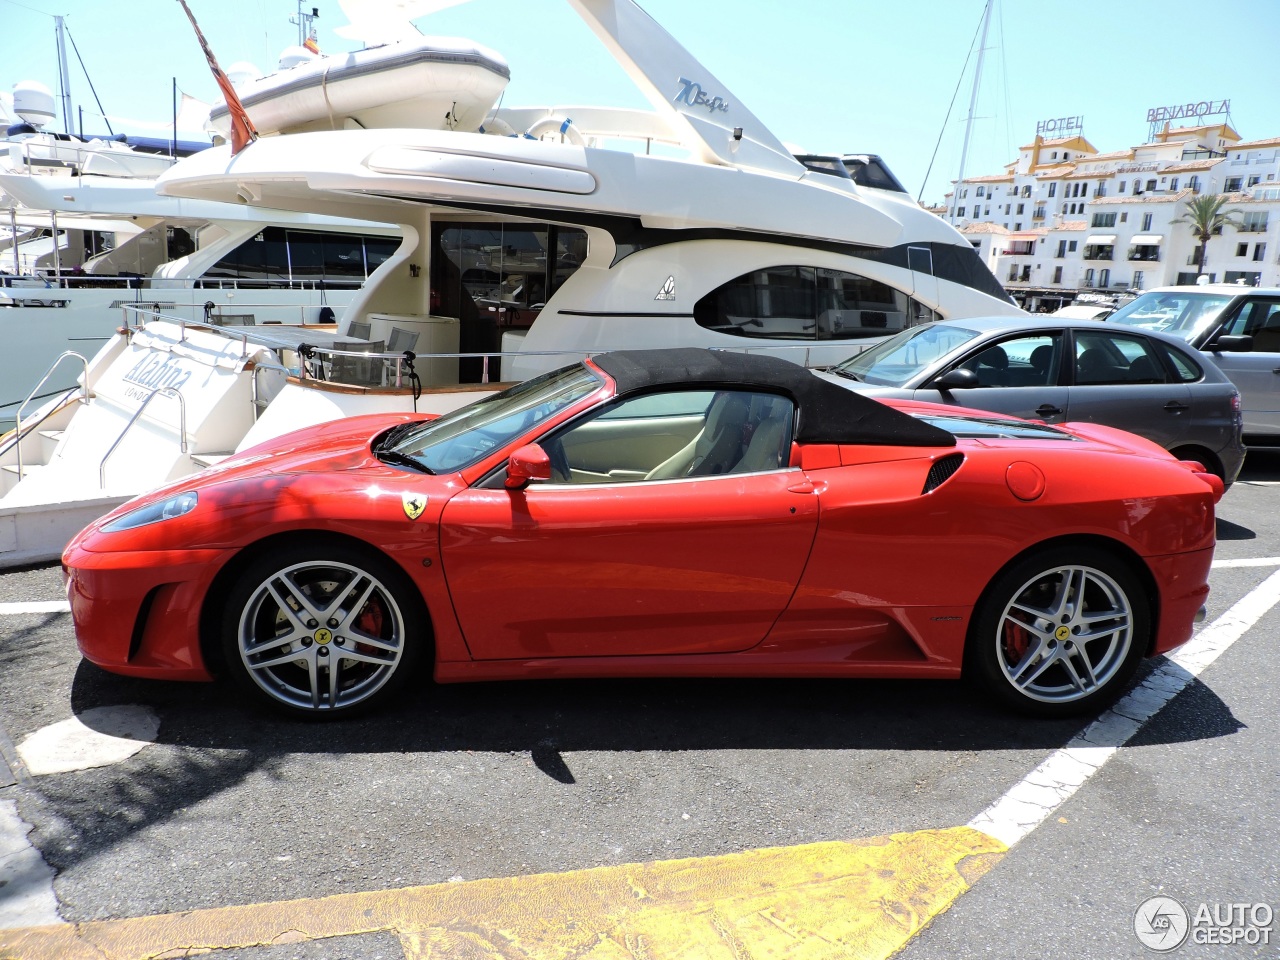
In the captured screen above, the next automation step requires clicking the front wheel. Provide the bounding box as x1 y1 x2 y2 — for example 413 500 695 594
221 541 428 718
967 546 1150 717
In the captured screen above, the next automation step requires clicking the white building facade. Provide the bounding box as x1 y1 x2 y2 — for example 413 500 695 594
943 125 1280 310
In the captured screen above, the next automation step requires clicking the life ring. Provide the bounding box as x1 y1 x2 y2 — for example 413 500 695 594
523 116 585 146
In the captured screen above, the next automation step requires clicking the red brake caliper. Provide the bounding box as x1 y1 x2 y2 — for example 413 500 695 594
355 599 385 656
1002 620 1031 662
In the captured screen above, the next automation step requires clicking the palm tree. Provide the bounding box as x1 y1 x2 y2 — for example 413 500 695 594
1171 194 1244 281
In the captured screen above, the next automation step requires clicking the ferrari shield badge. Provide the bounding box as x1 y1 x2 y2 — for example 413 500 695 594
402 492 428 521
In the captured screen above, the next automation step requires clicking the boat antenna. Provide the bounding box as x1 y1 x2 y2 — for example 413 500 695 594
949 0 994 221
175 0 259 154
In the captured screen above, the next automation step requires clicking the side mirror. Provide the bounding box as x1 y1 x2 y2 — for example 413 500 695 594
1212 334 1253 352
930 368 980 390
505 443 552 489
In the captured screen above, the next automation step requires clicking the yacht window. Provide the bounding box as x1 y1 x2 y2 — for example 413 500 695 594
693 266 938 341
432 223 589 383
201 226 394 287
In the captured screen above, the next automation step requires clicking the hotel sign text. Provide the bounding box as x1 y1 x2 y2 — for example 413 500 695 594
1036 115 1083 137
1146 99 1230 123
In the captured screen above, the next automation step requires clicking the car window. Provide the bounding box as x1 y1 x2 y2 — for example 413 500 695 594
1154 342 1203 383
1074 332 1167 385
1107 291 1235 342
954 332 1062 388
1220 298 1280 352
541 389 795 484
834 323 983 386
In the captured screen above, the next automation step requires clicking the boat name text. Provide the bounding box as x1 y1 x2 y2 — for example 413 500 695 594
122 354 193 395
673 78 730 115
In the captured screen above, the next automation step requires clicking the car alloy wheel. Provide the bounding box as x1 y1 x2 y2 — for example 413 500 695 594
969 546 1149 716
223 544 425 717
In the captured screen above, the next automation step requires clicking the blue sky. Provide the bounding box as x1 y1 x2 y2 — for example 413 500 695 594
4 0 1279 205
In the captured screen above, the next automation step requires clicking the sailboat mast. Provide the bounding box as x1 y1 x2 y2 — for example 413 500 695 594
951 0 993 220
54 15 74 135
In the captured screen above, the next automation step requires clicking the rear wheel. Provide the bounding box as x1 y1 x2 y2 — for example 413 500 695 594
967 546 1149 717
221 542 427 718
1170 445 1224 482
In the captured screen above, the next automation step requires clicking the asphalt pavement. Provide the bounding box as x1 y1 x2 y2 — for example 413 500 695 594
0 452 1278 959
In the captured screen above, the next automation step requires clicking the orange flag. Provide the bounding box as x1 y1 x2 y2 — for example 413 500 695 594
175 0 258 155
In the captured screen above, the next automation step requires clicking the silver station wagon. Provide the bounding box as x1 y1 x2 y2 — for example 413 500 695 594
1105 285 1280 446
819 315 1245 484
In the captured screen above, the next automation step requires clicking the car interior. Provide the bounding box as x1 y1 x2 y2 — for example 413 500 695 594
542 390 796 484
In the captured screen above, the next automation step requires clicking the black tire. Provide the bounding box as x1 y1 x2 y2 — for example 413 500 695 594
221 540 428 718
966 545 1150 717
1169 446 1225 483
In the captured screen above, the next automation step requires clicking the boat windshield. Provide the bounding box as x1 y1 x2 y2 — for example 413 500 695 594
382 364 601 474
830 323 982 386
1106 290 1235 342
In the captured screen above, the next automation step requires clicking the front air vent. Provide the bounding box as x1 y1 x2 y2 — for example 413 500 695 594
922 453 965 494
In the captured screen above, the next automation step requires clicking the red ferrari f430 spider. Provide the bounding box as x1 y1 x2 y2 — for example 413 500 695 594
64 349 1221 719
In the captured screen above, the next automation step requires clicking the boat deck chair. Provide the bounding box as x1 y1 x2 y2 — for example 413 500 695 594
329 339 385 386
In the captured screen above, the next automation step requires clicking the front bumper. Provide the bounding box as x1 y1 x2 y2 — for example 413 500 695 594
64 544 227 681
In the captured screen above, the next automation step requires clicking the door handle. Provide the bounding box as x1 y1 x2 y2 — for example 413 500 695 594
1163 400 1190 413
787 480 816 494
1272 368 1280 375
1035 404 1062 416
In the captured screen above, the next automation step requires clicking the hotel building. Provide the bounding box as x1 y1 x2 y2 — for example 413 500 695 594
942 123 1280 310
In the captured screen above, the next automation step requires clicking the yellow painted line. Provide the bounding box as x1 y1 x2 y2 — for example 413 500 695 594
0 826 1004 960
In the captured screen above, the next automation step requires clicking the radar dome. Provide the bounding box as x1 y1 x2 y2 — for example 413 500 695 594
13 81 56 129
277 46 320 70
226 62 262 88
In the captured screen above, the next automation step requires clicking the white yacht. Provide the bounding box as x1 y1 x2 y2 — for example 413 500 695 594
0 0 1022 568
0 126 399 429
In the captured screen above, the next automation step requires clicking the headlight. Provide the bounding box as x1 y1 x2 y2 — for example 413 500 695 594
102 491 199 532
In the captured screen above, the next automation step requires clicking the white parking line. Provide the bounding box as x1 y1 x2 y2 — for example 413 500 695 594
1211 557 1280 568
0 601 70 615
970 566 1280 848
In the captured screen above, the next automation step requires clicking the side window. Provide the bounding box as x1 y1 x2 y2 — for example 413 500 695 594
1222 299 1280 352
1156 343 1203 383
693 266 936 341
1074 332 1167 385
542 390 795 484
956 332 1063 388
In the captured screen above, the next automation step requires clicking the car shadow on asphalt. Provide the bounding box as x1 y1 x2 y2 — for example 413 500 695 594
1239 448 1280 482
67 655 1242 760
25 658 1241 881
1216 517 1257 540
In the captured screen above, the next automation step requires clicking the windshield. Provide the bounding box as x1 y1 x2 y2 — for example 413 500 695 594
832 323 983 386
384 364 601 474
1106 291 1234 342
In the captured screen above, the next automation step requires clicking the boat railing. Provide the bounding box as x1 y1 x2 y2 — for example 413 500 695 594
251 360 293 420
1 273 356 294
12 351 91 482
100 386 188 488
116 305 867 399
8 137 178 182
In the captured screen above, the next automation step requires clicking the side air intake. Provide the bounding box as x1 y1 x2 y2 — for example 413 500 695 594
922 453 965 494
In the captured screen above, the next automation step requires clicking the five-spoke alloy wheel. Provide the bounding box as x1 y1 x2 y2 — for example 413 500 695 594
222 542 426 717
968 546 1149 717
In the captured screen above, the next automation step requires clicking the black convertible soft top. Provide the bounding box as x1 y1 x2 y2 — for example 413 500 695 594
591 348 955 448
